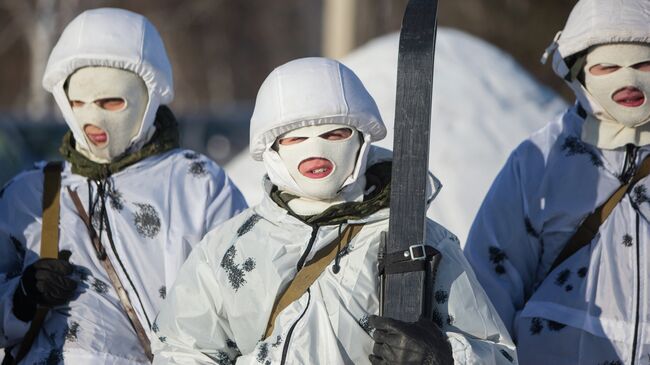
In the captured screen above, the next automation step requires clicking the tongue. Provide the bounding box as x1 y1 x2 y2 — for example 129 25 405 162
89 133 108 144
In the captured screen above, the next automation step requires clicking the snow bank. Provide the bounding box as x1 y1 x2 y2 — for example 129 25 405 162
224 28 567 244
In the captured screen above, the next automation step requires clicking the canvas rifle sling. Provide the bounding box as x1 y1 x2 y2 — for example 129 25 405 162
12 162 63 365
549 153 650 273
67 187 153 362
264 224 364 339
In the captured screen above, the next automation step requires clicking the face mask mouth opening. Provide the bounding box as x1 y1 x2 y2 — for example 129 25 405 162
610 86 647 108
297 157 336 180
82 124 110 147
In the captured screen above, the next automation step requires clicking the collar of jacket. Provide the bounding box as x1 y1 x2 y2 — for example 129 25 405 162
270 161 391 226
59 105 180 180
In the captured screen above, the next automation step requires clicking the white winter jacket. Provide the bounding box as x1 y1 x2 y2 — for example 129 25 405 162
152 148 516 365
465 106 650 364
0 149 247 364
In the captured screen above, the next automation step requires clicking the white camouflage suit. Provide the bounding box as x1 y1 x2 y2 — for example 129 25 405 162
0 8 247 364
152 58 516 364
464 0 650 364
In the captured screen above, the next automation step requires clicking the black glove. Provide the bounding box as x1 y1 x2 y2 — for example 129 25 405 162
368 315 453 365
12 250 77 322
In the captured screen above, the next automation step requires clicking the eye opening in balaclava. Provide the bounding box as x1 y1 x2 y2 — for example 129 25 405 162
64 66 149 164
272 126 363 152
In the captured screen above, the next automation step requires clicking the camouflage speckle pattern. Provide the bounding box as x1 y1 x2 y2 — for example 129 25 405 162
237 214 262 237
561 136 603 167
221 246 256 291
633 185 650 206
92 278 109 294
214 351 234 365
622 234 634 247
524 216 540 238
108 189 125 211
226 339 242 356
434 290 449 304
133 203 161 239
555 269 571 286
530 317 543 335
547 320 566 331
64 321 80 342
189 161 208 177
271 335 283 348
488 246 507 275
577 266 588 278
256 342 270 365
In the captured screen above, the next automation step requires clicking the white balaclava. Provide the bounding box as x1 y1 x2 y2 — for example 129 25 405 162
583 43 650 127
42 7 174 163
66 67 149 163
542 0 650 149
249 57 387 215
276 124 362 200
578 44 650 149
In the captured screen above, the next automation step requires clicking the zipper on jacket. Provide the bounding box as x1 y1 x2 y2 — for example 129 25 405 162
620 144 638 184
280 289 311 364
631 212 641 365
277 226 319 363
295 226 319 270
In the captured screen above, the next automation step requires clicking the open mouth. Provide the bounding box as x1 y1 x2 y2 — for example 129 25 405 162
298 157 334 179
84 125 108 146
612 87 646 108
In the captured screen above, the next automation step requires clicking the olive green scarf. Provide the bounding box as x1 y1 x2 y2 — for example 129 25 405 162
59 106 180 180
271 161 392 226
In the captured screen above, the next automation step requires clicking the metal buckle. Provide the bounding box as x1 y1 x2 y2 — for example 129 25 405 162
408 244 426 261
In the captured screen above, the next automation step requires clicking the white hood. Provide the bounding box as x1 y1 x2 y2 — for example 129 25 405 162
546 0 650 79
42 8 174 154
249 57 386 161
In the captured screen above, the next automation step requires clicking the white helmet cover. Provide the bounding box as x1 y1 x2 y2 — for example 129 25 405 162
42 8 174 154
545 0 650 116
250 57 386 198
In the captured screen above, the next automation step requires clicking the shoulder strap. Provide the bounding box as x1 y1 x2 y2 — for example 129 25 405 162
67 187 153 362
12 161 63 365
263 224 364 339
549 154 650 273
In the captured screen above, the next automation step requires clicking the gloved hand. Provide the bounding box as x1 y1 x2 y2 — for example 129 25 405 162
368 315 453 365
12 250 77 322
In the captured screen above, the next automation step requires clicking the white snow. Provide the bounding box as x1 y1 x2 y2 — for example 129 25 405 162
224 28 568 244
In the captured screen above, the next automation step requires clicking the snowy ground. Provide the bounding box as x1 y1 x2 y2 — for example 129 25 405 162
224 27 568 245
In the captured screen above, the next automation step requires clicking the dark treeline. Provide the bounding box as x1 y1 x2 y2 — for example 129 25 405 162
0 0 575 119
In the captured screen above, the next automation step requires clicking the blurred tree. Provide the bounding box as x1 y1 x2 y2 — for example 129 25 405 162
0 0 579 117
438 0 578 100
